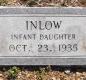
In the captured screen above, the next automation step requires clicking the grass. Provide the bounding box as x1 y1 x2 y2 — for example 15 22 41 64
6 67 21 79
0 66 86 80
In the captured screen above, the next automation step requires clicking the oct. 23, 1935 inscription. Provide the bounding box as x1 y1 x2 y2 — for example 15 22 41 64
0 7 86 65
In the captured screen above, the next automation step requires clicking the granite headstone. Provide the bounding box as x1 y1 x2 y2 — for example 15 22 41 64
0 7 86 65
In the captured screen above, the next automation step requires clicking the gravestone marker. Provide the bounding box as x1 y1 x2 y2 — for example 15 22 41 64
0 7 86 65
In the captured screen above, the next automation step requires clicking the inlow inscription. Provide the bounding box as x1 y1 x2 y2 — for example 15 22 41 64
0 15 85 57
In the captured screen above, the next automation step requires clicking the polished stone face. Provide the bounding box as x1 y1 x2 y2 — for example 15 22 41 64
0 8 86 65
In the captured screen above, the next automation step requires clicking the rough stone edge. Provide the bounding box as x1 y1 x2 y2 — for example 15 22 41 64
0 7 85 15
0 58 86 65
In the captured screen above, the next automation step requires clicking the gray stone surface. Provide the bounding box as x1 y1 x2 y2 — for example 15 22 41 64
0 7 85 15
0 7 86 65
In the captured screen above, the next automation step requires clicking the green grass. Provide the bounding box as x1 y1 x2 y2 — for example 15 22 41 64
6 67 21 79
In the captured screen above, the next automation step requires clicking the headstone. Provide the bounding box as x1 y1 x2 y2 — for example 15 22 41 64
0 7 86 65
